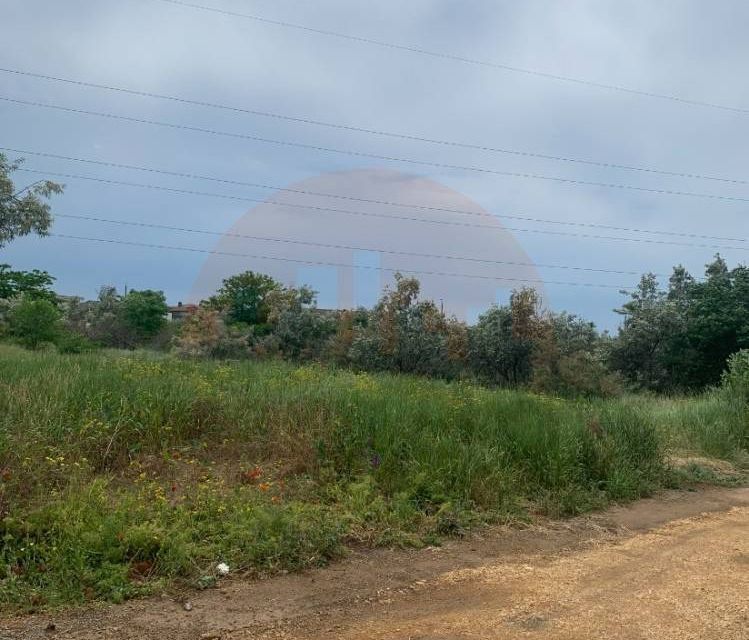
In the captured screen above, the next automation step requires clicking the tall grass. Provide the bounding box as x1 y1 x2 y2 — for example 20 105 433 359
0 345 743 610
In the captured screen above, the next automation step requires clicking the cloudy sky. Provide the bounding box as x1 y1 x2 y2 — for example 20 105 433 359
2 0 748 329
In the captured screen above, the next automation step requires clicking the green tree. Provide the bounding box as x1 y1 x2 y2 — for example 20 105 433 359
0 154 64 247
610 257 749 391
548 312 599 356
349 274 465 378
469 304 534 385
261 285 336 360
120 290 168 341
609 273 676 391
0 264 56 301
8 296 61 349
683 257 749 387
207 271 281 327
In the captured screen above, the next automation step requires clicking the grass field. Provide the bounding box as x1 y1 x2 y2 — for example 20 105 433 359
0 345 746 611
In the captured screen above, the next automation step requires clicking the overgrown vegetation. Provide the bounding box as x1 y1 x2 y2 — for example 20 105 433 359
0 345 746 611
2 254 747 398
1 156 747 612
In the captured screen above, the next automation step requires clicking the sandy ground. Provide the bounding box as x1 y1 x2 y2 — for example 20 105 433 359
2 487 748 640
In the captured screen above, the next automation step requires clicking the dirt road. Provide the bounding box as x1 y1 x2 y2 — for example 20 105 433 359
3 487 748 640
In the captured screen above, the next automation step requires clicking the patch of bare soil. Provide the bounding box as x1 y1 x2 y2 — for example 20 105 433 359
2 487 748 640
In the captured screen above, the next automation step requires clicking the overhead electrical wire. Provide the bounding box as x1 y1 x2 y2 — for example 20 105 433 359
4 99 749 204
151 0 749 115
4 146 748 245
15 166 749 254
55 212 649 276
47 232 631 290
1 68 747 186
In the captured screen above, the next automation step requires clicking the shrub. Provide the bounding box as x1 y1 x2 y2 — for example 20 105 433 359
532 352 622 398
172 308 250 359
468 305 533 385
55 330 98 354
264 286 336 360
8 296 61 349
348 275 466 378
723 349 749 401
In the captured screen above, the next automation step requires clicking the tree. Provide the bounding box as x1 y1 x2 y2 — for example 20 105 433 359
469 304 534 385
548 312 599 356
261 285 336 360
120 290 168 341
609 257 749 391
207 271 281 327
609 274 675 391
0 154 64 247
8 297 61 349
0 264 56 301
349 274 466 378
683 257 749 387
63 286 131 348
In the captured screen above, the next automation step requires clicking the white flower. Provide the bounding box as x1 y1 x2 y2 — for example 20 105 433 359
216 562 230 576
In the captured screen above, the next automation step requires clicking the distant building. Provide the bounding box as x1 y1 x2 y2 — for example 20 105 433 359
167 302 199 322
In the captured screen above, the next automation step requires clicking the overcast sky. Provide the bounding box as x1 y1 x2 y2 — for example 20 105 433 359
2 0 748 330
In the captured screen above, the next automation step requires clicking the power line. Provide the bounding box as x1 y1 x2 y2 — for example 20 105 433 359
152 0 749 116
1 69 747 187
6 146 748 245
55 212 647 276
4 99 749 204
48 232 631 289
16 166 749 253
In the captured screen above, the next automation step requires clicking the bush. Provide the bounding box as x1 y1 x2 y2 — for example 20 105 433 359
263 286 336 360
8 297 61 349
532 352 622 398
172 308 250 359
469 305 532 385
55 330 98 354
347 275 466 379
723 349 749 401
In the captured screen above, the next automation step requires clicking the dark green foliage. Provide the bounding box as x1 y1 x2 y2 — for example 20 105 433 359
55 330 98 354
7 297 61 349
611 257 749 391
468 305 533 385
119 290 168 341
207 270 281 327
0 264 56 301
